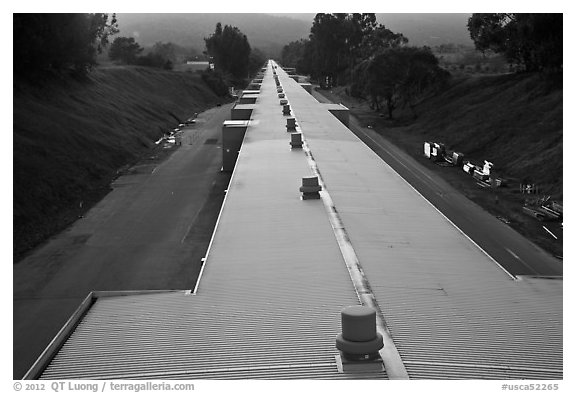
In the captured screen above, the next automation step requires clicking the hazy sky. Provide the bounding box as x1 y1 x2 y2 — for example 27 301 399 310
272 13 473 46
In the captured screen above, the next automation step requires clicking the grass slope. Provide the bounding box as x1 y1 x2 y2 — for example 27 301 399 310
407 73 562 196
326 72 563 256
14 66 224 261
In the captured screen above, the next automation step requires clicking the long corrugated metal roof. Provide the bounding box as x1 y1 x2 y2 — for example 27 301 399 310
32 61 562 380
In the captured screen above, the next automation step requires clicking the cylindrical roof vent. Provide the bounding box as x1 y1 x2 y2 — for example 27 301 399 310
286 117 296 132
336 306 383 361
290 133 303 148
300 176 321 199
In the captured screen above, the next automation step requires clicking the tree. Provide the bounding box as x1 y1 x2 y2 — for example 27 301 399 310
359 24 408 58
352 47 448 119
281 39 308 68
398 47 449 117
14 13 118 78
301 13 406 86
204 23 252 80
308 13 350 86
248 48 266 76
108 37 143 64
345 13 378 75
152 42 177 65
467 13 562 72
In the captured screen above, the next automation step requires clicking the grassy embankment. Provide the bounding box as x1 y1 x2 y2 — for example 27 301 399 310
323 72 563 257
14 66 226 261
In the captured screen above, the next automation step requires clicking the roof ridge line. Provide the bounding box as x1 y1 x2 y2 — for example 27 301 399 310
300 133 409 380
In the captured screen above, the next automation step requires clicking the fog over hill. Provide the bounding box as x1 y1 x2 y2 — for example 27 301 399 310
273 13 474 47
377 13 473 47
116 13 310 58
116 13 473 59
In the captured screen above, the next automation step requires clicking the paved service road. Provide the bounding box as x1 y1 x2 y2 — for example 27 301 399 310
312 90 562 279
13 104 232 379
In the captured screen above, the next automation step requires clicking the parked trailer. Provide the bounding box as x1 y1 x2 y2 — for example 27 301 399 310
431 146 442 162
473 170 489 181
424 142 432 158
452 152 465 167
463 162 475 174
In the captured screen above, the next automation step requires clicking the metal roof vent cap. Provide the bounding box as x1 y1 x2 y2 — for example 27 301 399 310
300 176 321 199
335 306 384 373
290 133 303 148
283 104 291 116
286 117 297 132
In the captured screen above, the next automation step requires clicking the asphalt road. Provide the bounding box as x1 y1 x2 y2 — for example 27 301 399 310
13 104 232 379
312 90 562 278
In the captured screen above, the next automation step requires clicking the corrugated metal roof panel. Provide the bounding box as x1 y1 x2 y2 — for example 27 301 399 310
41 291 383 379
404 361 562 380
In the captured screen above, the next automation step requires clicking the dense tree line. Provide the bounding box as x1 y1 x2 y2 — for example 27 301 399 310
14 13 118 79
109 37 143 64
467 13 562 72
281 13 448 119
202 23 265 90
352 47 449 118
282 13 408 87
204 23 251 80
109 37 176 70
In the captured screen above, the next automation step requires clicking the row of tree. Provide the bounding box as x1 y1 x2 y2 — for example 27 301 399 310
282 13 409 87
108 37 178 70
281 13 448 119
282 13 562 119
467 13 562 72
14 14 265 86
14 13 119 78
203 22 266 85
352 47 449 119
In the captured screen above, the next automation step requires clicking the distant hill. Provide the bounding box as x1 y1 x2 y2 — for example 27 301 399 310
115 13 472 60
377 13 473 47
115 13 311 58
